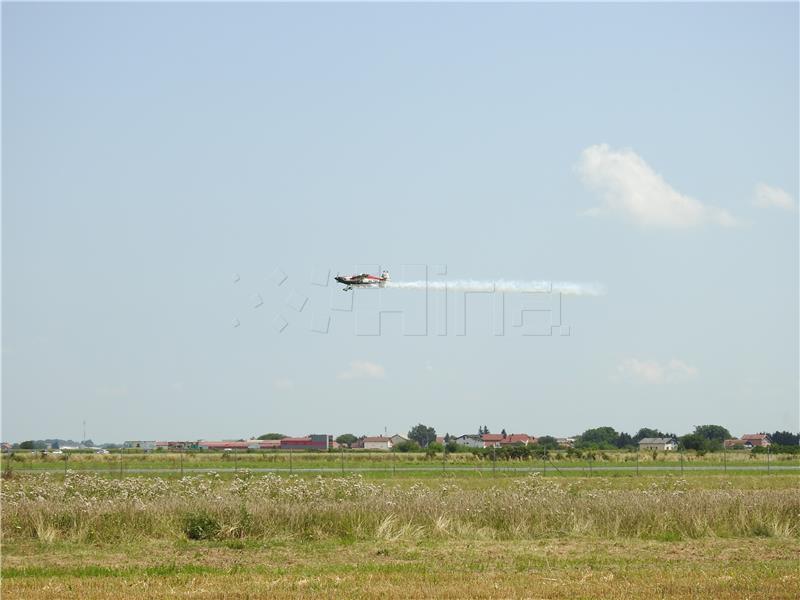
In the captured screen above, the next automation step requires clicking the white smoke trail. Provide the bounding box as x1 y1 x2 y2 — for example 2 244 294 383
384 280 605 296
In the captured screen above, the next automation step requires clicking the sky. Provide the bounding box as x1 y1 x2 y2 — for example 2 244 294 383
3 2 798 443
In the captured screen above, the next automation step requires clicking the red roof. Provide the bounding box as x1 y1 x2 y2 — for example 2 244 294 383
741 434 769 440
506 434 533 443
201 441 249 448
481 434 505 442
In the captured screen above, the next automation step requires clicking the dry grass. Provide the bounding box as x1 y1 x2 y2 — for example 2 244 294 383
2 538 799 599
3 472 799 543
2 473 798 598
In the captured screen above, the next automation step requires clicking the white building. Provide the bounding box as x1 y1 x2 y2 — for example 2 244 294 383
363 436 393 450
455 434 484 448
638 437 678 451
389 434 409 446
123 441 156 451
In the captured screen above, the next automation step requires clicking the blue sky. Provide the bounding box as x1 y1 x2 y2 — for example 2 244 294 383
3 3 798 442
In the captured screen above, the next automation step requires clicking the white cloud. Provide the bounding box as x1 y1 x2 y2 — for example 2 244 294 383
753 183 795 211
337 360 385 380
273 377 294 390
614 358 698 384
577 144 738 228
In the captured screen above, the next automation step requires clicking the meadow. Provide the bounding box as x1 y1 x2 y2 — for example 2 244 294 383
2 471 798 598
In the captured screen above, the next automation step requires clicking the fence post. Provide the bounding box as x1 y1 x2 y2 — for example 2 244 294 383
341 446 345 474
767 446 771 474
492 447 496 475
290 447 293 474
636 450 639 476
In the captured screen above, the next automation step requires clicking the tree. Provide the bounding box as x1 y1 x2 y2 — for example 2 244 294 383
680 433 709 452
483 425 490 434
19 441 35 450
335 434 357 448
257 433 286 440
408 424 437 448
693 425 731 442
771 431 799 446
614 432 634 449
633 427 665 442
535 436 560 450
445 439 458 453
501 428 507 438
577 427 619 449
394 440 420 453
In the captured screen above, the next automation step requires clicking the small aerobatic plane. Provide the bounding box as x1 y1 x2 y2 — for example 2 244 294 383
335 270 390 291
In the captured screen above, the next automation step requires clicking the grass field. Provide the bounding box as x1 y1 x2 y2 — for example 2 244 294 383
4 448 798 474
2 472 798 598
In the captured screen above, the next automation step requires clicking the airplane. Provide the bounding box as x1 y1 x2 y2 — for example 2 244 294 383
335 270 390 291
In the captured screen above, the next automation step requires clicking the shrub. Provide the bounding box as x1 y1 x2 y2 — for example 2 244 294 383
182 511 220 540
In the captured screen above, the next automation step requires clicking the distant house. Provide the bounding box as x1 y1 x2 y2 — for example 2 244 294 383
455 434 483 448
389 434 409 446
481 434 505 448
123 441 156 451
741 434 771 448
499 434 534 447
280 435 331 451
724 438 753 449
638 437 678 451
156 441 196 450
363 436 392 451
556 437 576 448
197 441 250 451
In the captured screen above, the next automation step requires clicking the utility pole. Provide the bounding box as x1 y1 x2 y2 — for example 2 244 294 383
723 443 727 472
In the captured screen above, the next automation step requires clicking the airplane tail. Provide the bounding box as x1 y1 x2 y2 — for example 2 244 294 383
381 270 390 281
